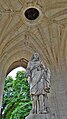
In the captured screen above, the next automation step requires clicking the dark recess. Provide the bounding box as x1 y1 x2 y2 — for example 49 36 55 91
25 8 39 20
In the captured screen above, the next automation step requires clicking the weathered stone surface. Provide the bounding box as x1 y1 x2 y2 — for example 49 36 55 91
0 0 67 119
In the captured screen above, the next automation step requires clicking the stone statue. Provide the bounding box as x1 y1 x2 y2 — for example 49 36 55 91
26 52 51 114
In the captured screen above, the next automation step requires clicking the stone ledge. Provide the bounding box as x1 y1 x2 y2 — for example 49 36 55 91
25 114 51 119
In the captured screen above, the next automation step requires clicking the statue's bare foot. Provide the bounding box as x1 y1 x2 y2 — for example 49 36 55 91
39 110 43 114
42 107 49 114
30 108 37 114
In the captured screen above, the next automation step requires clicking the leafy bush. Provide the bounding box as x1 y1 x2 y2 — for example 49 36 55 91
2 71 32 119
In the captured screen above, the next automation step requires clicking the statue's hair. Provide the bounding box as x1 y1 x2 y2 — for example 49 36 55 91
31 52 40 61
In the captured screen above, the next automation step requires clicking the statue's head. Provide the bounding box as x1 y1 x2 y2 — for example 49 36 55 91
31 52 40 61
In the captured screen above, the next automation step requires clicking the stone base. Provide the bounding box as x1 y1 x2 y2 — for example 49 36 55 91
25 114 51 119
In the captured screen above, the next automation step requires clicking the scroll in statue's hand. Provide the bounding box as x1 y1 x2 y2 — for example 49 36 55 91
28 76 32 83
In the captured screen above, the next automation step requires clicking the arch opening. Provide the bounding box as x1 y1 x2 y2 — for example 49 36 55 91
2 59 32 118
6 58 28 76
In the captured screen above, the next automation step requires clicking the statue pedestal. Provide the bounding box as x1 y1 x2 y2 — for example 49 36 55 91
25 114 51 119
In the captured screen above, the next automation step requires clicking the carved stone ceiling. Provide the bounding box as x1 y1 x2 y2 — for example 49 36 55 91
1 1 67 118
0 0 67 74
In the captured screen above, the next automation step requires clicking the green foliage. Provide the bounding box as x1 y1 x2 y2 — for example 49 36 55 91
2 71 32 119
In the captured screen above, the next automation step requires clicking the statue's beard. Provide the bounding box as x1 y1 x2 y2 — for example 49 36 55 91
33 58 39 61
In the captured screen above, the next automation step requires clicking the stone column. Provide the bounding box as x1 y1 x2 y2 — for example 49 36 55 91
0 71 6 119
0 106 3 119
49 67 67 119
0 107 1 119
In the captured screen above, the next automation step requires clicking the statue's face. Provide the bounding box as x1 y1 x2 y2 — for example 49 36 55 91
33 53 39 60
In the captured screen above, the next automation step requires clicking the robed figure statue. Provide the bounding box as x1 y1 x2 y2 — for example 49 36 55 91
26 52 51 114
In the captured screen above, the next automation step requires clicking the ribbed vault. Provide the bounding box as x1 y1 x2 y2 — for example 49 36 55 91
0 0 67 118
